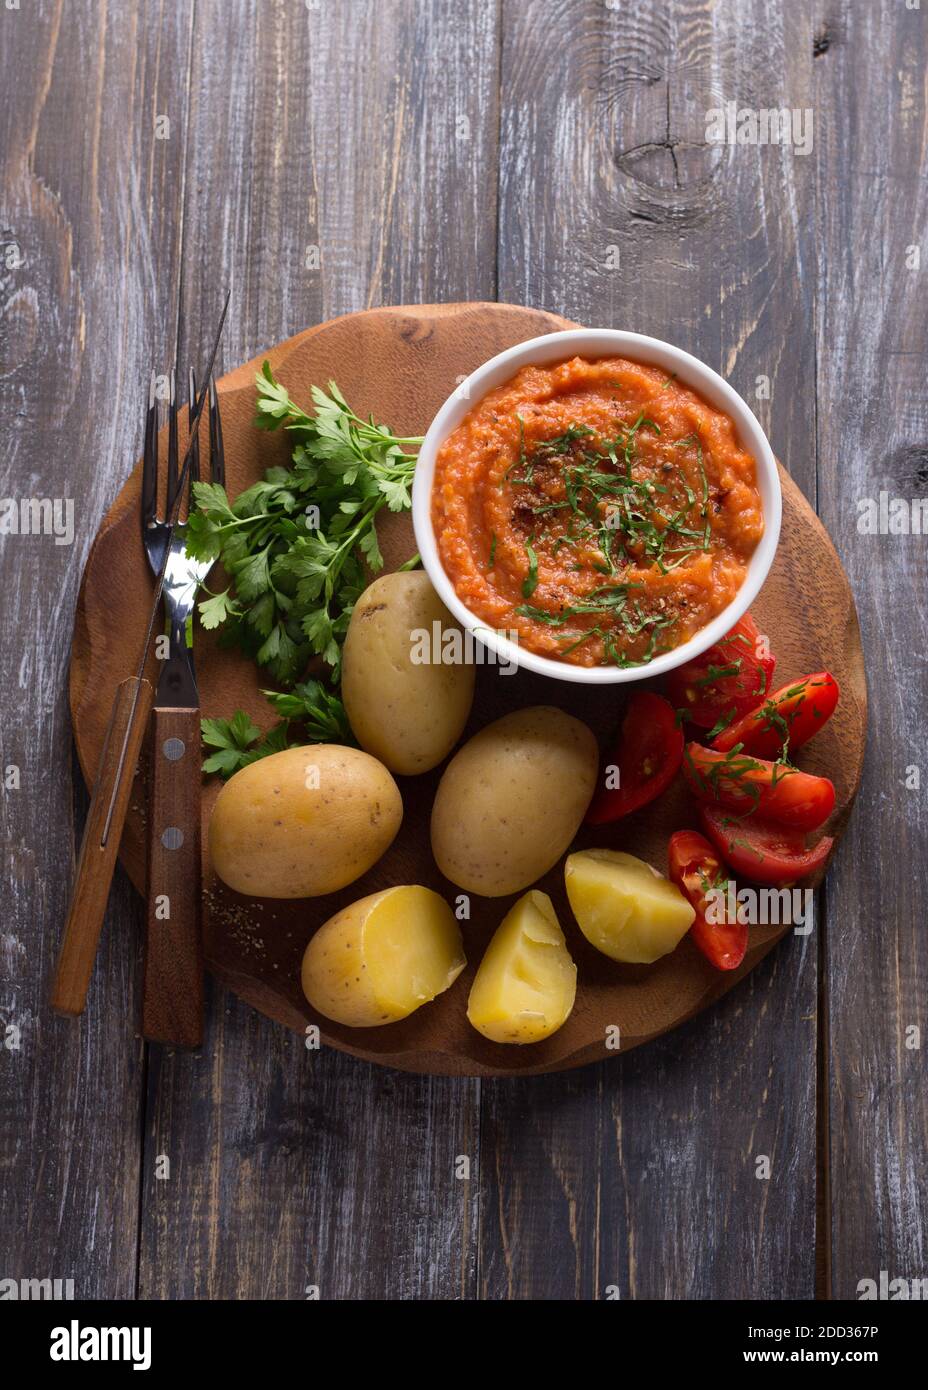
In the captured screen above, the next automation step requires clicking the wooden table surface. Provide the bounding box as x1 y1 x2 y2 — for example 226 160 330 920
1 0 925 1302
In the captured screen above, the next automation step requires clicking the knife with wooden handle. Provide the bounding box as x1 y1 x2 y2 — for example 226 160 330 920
50 675 154 1016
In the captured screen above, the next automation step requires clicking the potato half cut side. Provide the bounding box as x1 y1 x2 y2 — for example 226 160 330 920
301 885 466 1027
565 849 695 965
467 890 577 1044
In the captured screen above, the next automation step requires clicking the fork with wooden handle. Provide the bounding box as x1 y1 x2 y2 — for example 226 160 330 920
139 370 224 1046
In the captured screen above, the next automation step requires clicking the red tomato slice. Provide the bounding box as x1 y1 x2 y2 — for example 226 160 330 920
668 830 747 971
585 691 683 824
712 671 840 758
682 743 835 832
665 613 776 730
700 806 834 886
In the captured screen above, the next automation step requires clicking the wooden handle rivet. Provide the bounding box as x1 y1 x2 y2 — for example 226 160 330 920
161 826 184 850
163 737 186 761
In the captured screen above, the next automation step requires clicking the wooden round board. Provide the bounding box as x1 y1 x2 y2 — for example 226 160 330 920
70 303 867 1076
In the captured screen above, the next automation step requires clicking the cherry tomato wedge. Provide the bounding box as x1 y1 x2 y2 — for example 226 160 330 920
700 806 834 886
682 743 835 832
665 612 776 730
585 691 683 824
668 830 747 971
712 671 840 758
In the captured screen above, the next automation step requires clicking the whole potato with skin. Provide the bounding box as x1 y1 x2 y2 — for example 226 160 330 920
209 744 402 898
342 571 476 775
302 885 466 1027
430 706 598 897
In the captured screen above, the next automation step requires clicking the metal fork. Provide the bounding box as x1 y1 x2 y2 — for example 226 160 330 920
142 369 224 679
140 368 225 1046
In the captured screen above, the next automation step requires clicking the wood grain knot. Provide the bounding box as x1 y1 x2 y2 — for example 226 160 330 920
1 175 83 401
886 443 928 490
397 317 434 346
614 139 720 227
0 285 39 376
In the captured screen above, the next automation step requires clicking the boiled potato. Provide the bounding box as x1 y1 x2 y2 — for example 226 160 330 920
467 890 576 1044
301 885 466 1026
430 706 598 896
209 744 402 898
564 849 695 964
342 571 476 774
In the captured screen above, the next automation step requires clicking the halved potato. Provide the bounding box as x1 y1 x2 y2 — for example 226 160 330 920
564 849 695 964
467 890 577 1044
301 885 466 1027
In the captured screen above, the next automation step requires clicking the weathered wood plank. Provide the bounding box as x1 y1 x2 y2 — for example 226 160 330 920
487 0 819 1298
815 0 928 1300
137 0 500 1301
0 0 195 1298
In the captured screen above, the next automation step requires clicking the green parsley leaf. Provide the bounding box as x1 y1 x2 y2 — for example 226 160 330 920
198 587 239 630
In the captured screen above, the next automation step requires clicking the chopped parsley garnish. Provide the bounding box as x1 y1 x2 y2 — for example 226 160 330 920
522 541 539 599
705 707 737 741
495 410 719 667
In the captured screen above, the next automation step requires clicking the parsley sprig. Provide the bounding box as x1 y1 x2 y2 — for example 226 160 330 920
186 362 423 685
201 710 290 778
201 680 356 779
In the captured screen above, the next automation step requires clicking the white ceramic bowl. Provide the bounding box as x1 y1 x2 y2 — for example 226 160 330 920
412 329 781 685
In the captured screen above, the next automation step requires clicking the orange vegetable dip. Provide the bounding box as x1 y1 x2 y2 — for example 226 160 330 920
431 356 765 668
